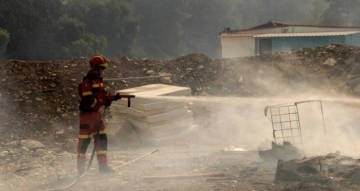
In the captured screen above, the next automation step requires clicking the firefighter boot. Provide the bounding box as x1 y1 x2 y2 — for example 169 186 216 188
98 154 115 174
99 165 115 173
77 154 86 175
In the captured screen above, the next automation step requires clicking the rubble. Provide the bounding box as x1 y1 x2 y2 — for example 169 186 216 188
259 141 303 162
19 139 46 151
2 45 360 143
1 44 360 190
275 152 360 185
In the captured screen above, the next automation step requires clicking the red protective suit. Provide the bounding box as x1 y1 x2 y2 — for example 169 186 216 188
77 69 116 174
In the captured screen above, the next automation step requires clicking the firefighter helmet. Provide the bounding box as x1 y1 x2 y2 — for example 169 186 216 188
89 55 108 69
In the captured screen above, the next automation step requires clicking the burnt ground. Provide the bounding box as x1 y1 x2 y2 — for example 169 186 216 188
2 44 360 190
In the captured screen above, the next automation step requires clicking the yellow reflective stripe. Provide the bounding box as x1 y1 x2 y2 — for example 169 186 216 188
90 99 97 107
92 130 105 136
99 63 108 67
79 134 90 139
82 91 92 96
80 130 105 139
96 150 107 155
92 83 104 88
77 153 86 158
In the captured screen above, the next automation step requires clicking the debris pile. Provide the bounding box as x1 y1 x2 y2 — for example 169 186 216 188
1 45 360 143
259 141 303 162
275 152 360 190
1 45 360 190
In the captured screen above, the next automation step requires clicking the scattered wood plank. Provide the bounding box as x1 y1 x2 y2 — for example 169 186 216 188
143 173 226 180
206 177 235 182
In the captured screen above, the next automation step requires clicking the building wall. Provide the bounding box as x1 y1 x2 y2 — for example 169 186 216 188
345 34 360 46
268 36 346 53
221 37 255 58
220 25 360 58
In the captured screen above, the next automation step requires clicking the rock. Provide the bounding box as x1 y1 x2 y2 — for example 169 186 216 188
34 149 47 156
160 76 172 84
59 151 75 159
322 58 337 66
0 151 9 158
146 70 154 75
238 74 243 84
21 146 30 151
197 65 204 70
187 53 208 63
275 156 321 182
20 139 45 150
49 83 56 88
6 141 20 147
119 56 130 62
275 153 360 183
258 141 303 162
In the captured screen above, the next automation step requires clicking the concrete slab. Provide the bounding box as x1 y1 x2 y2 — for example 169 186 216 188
112 100 184 111
126 103 186 118
110 104 128 114
110 83 194 141
115 84 191 103
129 107 188 123
128 111 193 130
139 117 195 140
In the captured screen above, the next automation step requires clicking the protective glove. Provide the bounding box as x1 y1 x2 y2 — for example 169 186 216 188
104 99 112 107
113 93 121 101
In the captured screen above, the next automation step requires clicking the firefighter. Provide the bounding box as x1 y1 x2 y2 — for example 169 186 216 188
77 55 121 174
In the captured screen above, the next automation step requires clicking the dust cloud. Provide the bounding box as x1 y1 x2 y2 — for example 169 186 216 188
138 94 360 158
299 97 360 158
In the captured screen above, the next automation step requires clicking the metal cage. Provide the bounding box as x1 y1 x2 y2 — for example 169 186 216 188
264 100 326 156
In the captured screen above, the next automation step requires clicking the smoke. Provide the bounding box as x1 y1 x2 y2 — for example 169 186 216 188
140 96 289 149
145 93 360 158
195 97 274 148
299 98 360 157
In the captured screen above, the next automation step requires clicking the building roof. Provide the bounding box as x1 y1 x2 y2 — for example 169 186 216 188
250 20 360 30
249 21 290 30
254 31 360 38
219 20 360 36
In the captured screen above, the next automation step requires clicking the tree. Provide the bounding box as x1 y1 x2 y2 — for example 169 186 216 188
132 0 194 58
61 33 107 58
54 15 86 47
64 0 139 57
0 28 9 59
0 0 62 59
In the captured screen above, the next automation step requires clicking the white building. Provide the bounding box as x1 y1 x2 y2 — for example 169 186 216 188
219 21 360 58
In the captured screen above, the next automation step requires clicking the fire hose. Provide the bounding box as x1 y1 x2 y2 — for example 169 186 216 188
114 149 159 170
46 94 158 191
46 149 158 191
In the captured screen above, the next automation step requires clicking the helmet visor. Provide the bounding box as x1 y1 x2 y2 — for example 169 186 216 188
99 62 108 69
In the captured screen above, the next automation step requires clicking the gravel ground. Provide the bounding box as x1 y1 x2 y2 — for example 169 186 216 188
2 45 360 190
